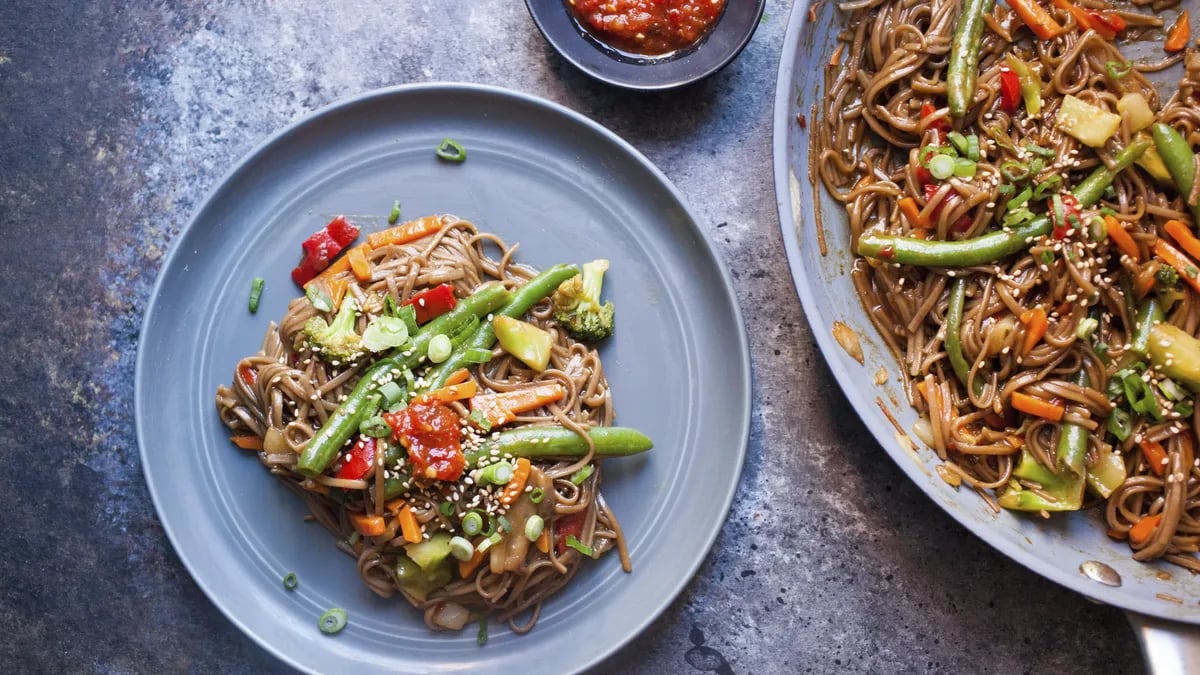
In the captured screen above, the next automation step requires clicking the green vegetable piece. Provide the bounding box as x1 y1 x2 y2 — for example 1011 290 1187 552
464 426 653 468
282 572 298 590
448 536 474 561
477 617 489 647
524 514 545 542
569 464 595 485
361 315 410 353
1148 323 1200 392
551 259 615 342
565 534 594 557
947 0 996 117
477 460 514 486
493 315 553 372
404 531 454 570
946 279 984 396
1150 122 1200 226
461 511 484 537
303 297 364 363
999 449 1084 511
435 138 467 162
1130 297 1164 356
388 199 402 225
249 277 265 314
393 554 452 602
358 414 391 438
318 608 347 634
427 334 452 363
1087 446 1127 499
1055 370 1090 477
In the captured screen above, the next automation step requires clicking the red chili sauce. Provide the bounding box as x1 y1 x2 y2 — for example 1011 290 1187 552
568 0 727 56
386 402 465 481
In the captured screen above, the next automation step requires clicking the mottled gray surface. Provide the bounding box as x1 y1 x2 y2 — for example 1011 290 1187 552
0 0 1147 673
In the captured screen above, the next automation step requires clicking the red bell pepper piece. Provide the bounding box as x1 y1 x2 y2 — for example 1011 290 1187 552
923 183 974 232
998 66 1021 114
1087 10 1126 39
920 103 950 141
334 436 377 480
402 283 458 324
291 216 361 287
555 511 587 556
238 364 258 386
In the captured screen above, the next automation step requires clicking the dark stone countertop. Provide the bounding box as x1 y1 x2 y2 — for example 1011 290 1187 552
0 1 1147 672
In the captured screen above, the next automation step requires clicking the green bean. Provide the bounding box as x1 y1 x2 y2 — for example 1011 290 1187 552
424 264 579 389
1150 123 1200 226
945 278 984 396
1130 295 1163 357
1055 369 1090 477
947 0 996 117
464 426 652 468
858 140 1150 267
298 283 512 476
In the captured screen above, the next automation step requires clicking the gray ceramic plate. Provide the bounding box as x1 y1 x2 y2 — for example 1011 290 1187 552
136 83 750 674
772 0 1200 625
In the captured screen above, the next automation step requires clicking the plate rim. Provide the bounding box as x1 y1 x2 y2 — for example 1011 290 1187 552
135 81 753 671
770 1 1200 624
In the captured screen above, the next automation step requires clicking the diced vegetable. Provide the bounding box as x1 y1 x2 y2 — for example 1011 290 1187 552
361 316 411 353
292 216 360 287
1019 306 1048 355
1087 446 1127 498
469 382 567 428
335 437 377 480
403 284 458 325
1153 240 1200 296
1056 95 1120 147
1004 0 1064 39
1140 440 1169 476
1005 54 1042 115
367 215 445 249
351 513 387 537
318 607 348 634
493 316 553 372
1130 513 1164 545
1165 10 1190 52
1011 391 1065 421
1135 140 1175 183
1147 322 1200 392
999 449 1084 511
405 531 453 569
898 197 930 229
1117 93 1155 133
1104 216 1140 261
998 65 1021 114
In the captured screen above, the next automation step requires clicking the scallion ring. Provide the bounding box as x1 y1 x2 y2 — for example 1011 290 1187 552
318 607 348 634
529 487 546 504
449 536 475 561
1105 60 1132 79
428 333 453 363
388 199 402 225
282 572 298 590
439 501 456 517
249 277 265 314
569 464 595 485
462 511 484 536
927 154 956 180
435 138 467 162
1000 160 1030 182
524 515 545 542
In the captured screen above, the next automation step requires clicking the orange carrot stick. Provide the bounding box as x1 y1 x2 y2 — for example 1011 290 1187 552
367 215 445 249
1153 239 1200 295
898 197 931 229
1104 215 1140 261
1164 220 1200 260
1139 440 1168 476
1019 306 1048 355
443 368 471 387
470 383 567 428
1011 391 1065 421
229 435 263 450
459 541 487 578
347 244 372 282
328 276 349 311
1165 10 1190 52
1129 513 1163 545
1007 0 1065 39
535 529 550 554
397 504 422 543
351 513 387 537
416 379 478 405
498 458 532 507
305 243 369 289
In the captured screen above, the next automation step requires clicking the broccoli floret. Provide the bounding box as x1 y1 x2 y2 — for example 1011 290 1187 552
1157 264 1180 290
303 298 364 363
551 259 614 342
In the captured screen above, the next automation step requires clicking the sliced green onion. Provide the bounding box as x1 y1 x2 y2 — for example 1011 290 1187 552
449 536 474 561
462 347 494 364
359 414 392 438
436 138 467 162
1023 143 1055 158
306 284 334 312
569 464 595 485
1003 207 1036 226
362 316 411 353
1052 194 1067 229
948 131 970 156
396 304 419 335
481 514 497 537
347 531 360 546
249 277 265 313
1175 399 1195 417
1105 60 1132 79
319 608 348 634
476 531 503 554
478 461 514 486
379 381 405 405
998 184 1015 195
524 515 545 541
928 154 956 180
1100 206 1118 217
388 200 402 225
428 334 453 363
529 487 546 504
953 158 977 178
1089 215 1108 242
440 501 456 517
1007 187 1034 209
565 535 594 558
477 616 488 647
403 368 416 392
966 135 980 162
498 515 512 532
1032 175 1062 199
1076 317 1099 339
468 410 493 431
1106 407 1132 441
1001 160 1030 182
282 572 298 590
1159 378 1188 402
462 511 484 536
1040 250 1055 265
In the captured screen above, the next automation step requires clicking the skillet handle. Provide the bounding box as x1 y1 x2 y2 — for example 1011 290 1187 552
1126 611 1200 675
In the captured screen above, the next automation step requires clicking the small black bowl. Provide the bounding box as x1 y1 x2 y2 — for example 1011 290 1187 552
525 0 766 90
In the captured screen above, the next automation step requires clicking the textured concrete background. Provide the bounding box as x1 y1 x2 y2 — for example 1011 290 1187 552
0 0 1149 672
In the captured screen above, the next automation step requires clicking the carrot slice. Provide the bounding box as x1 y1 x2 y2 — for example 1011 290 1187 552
305 243 369 289
498 458 532 506
1011 391 1065 421
328 276 350 312
347 244 372 282
458 540 487 578
1129 513 1163 545
443 368 471 387
470 383 567 428
535 529 551 554
1018 306 1048 355
898 197 931 229
1153 239 1200 295
1165 10 1190 52
1140 440 1168 476
397 504 422 543
1007 0 1065 39
367 215 445 249
416 379 478 405
1163 220 1200 260
351 513 387 537
229 435 263 450
1104 215 1140 262
1052 0 1093 31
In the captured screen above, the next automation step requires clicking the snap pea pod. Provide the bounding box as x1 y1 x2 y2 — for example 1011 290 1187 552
999 448 1084 511
1130 296 1164 357
298 283 512 476
1150 122 1200 226
464 426 653 468
1055 369 1090 477
947 0 996 117
945 278 984 396
424 264 579 389
858 140 1151 266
